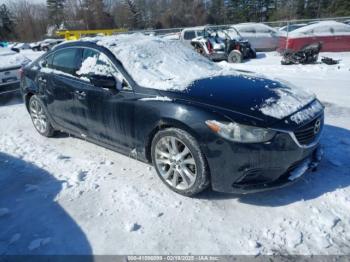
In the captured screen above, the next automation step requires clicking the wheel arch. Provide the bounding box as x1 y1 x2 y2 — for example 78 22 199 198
145 118 202 164
24 92 35 112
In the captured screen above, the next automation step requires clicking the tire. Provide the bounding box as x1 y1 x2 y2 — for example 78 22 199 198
249 48 257 59
228 50 243 63
151 128 210 197
29 95 55 137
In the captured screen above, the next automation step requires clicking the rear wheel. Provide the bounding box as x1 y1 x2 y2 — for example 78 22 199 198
228 50 243 63
29 95 55 137
151 128 210 196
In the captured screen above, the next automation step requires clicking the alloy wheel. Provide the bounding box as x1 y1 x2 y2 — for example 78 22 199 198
30 99 48 134
154 136 197 190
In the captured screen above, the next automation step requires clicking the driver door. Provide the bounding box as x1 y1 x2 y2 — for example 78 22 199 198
74 48 135 150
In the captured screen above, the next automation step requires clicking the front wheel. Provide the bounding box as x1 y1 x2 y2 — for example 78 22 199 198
151 128 210 197
29 95 55 137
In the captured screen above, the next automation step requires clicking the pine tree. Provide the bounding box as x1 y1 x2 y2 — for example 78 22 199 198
124 0 143 29
0 4 15 40
47 0 65 27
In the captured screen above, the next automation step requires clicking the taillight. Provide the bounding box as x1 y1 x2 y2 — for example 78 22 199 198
18 67 24 79
206 41 213 53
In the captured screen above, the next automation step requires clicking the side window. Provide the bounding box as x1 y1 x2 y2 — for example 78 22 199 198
40 54 53 68
78 49 116 77
240 27 256 34
52 48 80 75
184 31 196 40
77 48 130 90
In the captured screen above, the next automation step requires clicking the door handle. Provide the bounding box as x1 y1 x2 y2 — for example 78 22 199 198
74 90 86 99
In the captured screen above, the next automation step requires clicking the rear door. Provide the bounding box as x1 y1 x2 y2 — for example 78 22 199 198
44 47 84 134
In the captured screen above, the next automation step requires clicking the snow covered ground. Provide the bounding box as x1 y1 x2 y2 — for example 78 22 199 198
0 50 350 255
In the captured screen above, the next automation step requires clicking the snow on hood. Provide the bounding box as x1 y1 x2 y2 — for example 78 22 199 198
0 49 30 70
258 79 315 120
289 99 323 124
95 34 237 90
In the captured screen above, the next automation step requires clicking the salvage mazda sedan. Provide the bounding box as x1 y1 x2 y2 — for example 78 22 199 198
20 34 324 196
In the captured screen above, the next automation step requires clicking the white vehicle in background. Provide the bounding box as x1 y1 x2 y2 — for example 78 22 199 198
234 23 281 51
40 39 64 52
0 48 30 94
10 43 32 52
180 26 205 45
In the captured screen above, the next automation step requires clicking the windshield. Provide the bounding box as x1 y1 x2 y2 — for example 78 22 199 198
97 34 231 91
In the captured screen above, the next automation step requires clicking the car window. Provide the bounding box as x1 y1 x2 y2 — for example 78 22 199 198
196 30 203 37
183 31 196 40
238 27 256 33
331 24 350 33
313 26 332 34
40 54 53 68
52 48 80 75
77 48 130 90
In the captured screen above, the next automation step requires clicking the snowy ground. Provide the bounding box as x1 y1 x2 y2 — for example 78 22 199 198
0 51 350 255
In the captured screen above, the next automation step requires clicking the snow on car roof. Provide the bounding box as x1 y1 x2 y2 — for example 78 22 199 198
289 21 350 37
95 34 236 90
0 48 29 70
234 23 278 33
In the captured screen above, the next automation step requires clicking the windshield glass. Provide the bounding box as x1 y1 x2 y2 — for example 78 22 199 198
97 34 233 91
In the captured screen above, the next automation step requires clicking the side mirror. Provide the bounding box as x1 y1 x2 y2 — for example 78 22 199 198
89 74 117 90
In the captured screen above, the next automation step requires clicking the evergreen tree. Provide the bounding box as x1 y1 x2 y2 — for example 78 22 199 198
0 4 15 40
47 0 65 27
125 0 143 29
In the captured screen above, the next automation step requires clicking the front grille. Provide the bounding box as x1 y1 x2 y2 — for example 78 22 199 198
294 116 323 146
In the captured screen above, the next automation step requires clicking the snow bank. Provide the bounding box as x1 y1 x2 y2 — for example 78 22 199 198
96 34 236 90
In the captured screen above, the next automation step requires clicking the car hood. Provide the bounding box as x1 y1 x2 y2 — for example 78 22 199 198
160 75 315 126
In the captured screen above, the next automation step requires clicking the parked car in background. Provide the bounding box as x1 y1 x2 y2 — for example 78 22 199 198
0 41 9 47
30 41 43 51
21 34 323 196
10 43 32 52
279 23 307 34
0 48 30 95
344 20 350 25
40 39 64 51
180 26 205 45
234 23 281 51
279 21 350 52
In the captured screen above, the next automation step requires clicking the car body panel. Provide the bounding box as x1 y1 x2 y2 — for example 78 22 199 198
234 23 281 51
279 21 350 52
21 39 324 194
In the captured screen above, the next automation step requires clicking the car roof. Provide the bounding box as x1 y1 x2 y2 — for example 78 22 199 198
182 26 205 32
292 21 350 34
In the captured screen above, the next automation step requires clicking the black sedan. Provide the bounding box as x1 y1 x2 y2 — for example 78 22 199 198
20 35 324 196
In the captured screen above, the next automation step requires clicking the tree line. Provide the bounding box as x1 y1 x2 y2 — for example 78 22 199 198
1 0 350 42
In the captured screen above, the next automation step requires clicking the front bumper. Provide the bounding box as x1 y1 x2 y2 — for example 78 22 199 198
203 130 323 194
230 146 323 194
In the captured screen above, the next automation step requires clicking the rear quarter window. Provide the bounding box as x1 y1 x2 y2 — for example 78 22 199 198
183 31 196 40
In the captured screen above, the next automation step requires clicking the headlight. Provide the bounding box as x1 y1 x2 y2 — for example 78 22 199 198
205 120 276 143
